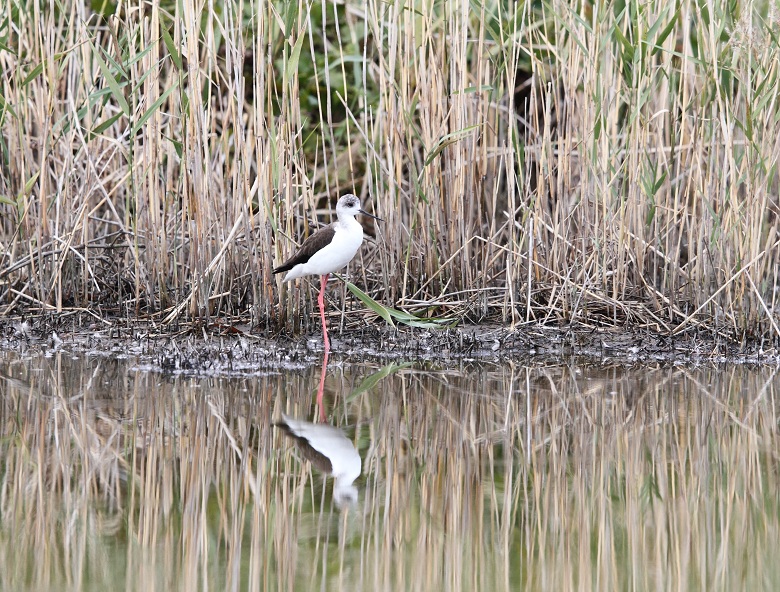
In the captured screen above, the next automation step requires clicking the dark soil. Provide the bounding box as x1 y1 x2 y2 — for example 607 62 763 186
1 313 778 374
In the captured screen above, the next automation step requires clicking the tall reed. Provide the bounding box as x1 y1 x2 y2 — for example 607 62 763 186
0 1 778 339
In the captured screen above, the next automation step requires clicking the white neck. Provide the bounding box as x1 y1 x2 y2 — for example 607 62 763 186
336 211 361 230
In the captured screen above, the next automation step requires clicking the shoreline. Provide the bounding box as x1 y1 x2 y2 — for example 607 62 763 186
2 316 778 373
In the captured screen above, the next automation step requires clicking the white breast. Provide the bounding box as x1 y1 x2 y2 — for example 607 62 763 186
302 220 364 276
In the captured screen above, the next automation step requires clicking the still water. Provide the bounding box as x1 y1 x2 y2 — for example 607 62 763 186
0 349 778 591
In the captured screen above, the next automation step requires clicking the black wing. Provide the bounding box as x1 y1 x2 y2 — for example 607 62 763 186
272 224 336 274
273 421 334 474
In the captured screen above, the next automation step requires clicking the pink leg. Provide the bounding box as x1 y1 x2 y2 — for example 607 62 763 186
315 349 329 422
318 274 330 354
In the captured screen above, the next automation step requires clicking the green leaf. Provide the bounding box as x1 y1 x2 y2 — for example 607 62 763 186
345 281 395 327
161 25 183 71
56 87 113 137
469 0 501 46
0 91 17 119
653 170 668 195
130 79 179 137
21 62 44 87
651 6 680 56
284 28 307 86
92 42 131 115
23 171 39 194
343 280 458 329
424 124 480 166
20 49 69 87
613 25 634 63
166 135 183 159
129 59 164 96
88 111 123 140
348 362 414 399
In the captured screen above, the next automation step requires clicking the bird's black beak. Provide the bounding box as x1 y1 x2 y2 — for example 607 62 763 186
359 209 383 222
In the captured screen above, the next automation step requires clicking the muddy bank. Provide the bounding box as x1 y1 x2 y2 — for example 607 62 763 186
1 314 778 374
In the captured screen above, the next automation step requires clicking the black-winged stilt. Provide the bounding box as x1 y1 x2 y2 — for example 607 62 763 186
274 413 361 507
273 194 382 354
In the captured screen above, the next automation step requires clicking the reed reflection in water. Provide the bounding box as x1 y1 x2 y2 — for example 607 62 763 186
0 350 778 591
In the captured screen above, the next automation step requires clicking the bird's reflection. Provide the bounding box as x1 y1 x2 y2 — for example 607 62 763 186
274 413 361 507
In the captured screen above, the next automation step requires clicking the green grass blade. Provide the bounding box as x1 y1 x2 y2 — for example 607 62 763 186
161 25 183 71
88 111 123 140
348 362 414 400
0 91 17 119
23 171 39 194
284 28 307 87
424 124 481 166
130 80 179 137
21 62 44 87
344 280 458 329
345 281 395 327
92 42 130 115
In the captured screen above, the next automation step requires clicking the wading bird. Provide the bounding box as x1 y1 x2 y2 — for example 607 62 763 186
273 194 382 354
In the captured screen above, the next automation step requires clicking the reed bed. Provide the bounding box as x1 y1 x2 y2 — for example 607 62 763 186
0 1 779 339
0 351 778 590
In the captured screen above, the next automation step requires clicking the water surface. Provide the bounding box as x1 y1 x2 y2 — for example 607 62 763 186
0 350 778 591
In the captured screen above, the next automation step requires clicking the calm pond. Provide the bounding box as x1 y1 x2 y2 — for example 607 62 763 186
0 349 778 591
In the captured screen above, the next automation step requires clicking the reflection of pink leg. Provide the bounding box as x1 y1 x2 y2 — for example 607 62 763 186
316 349 329 422
318 274 330 354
